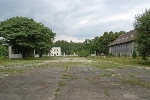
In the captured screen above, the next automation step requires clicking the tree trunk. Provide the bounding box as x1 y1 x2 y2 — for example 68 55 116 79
39 52 42 57
22 49 26 58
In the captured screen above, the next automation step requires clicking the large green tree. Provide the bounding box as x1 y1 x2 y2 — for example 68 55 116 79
134 9 150 60
0 16 55 57
81 31 124 55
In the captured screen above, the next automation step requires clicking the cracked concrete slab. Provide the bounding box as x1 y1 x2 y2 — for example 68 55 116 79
0 57 150 100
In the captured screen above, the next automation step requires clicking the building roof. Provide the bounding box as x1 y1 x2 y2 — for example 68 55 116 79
109 30 136 46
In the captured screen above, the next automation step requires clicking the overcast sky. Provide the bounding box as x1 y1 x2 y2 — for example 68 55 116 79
0 0 150 42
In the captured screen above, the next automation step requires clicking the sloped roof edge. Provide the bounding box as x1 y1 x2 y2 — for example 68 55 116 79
109 30 136 46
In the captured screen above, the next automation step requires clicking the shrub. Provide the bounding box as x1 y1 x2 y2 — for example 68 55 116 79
118 52 120 57
78 49 89 57
132 49 137 59
0 45 8 57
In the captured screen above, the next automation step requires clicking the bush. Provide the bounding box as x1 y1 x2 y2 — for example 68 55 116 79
78 49 89 57
0 45 8 57
118 52 120 57
132 49 137 59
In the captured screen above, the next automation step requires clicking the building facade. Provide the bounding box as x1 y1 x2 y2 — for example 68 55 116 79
50 47 61 56
109 30 136 56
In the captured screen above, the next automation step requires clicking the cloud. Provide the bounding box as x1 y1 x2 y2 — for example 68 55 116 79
0 0 150 42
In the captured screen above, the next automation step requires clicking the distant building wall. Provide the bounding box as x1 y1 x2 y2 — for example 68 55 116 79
50 47 61 56
10 54 22 58
110 41 134 56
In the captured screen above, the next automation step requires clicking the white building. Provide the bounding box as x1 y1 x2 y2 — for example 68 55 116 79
50 47 61 56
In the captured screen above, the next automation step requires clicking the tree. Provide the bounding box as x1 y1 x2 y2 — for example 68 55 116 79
0 16 55 58
83 39 92 53
134 9 150 60
34 25 55 57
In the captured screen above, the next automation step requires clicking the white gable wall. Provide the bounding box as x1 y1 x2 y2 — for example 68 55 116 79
50 47 61 56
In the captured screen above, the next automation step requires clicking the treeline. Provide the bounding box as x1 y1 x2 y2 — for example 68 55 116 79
54 31 125 56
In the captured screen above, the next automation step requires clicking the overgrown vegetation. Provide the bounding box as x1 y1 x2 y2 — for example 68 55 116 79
134 9 150 60
0 56 60 67
87 56 150 68
132 49 137 59
0 45 8 57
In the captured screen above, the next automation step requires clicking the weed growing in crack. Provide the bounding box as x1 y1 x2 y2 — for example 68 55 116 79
103 71 111 77
55 87 60 92
104 90 111 97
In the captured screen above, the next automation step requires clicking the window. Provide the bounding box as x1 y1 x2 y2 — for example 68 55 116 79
57 53 58 55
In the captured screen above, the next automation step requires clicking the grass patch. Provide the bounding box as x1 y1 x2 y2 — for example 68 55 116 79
0 58 43 66
55 87 60 92
70 75 77 80
58 80 66 86
90 60 132 69
120 74 150 89
0 68 24 73
62 74 77 80
86 56 150 68
98 57 150 67
0 56 59 67
123 78 150 89
103 71 112 77
0 68 26 78
86 56 150 69
85 77 90 80
104 90 111 97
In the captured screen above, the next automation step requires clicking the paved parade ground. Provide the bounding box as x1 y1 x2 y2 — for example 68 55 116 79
0 57 150 100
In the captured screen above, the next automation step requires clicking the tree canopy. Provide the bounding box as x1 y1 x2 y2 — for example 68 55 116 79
54 31 124 56
0 16 55 57
134 9 150 60
83 31 124 55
